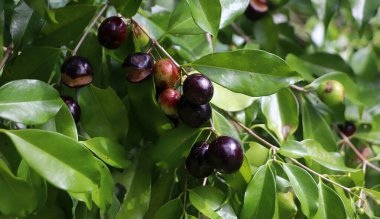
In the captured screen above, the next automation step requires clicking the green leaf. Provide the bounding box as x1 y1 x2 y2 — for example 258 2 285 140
312 181 346 219
39 103 78 140
2 47 60 83
78 85 128 142
2 129 100 193
219 0 249 28
261 88 299 142
279 140 357 172
310 0 338 28
275 192 298 219
188 50 301 97
111 0 142 17
211 82 256 112
282 163 319 217
253 15 278 51
186 0 221 37
37 5 96 47
355 132 380 145
350 0 380 29
0 79 62 125
240 164 276 219
92 160 114 210
127 77 172 141
133 13 165 40
151 124 201 169
302 98 337 151
350 46 378 81
189 186 237 219
212 110 240 142
116 152 151 219
154 198 183 219
0 160 38 217
167 0 205 34
81 137 130 169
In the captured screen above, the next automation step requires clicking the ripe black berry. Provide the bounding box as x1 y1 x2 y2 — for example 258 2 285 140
122 52 154 83
98 16 127 49
178 97 211 128
206 136 243 174
245 0 269 21
186 141 214 178
338 121 356 137
61 95 81 123
61 56 93 88
183 74 214 105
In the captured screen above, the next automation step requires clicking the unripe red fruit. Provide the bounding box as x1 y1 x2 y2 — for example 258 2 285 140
158 88 181 118
338 121 356 137
153 59 179 89
206 136 243 174
122 52 154 83
185 141 214 178
61 95 81 123
178 97 211 128
245 0 269 21
183 74 214 105
61 56 93 88
98 16 127 49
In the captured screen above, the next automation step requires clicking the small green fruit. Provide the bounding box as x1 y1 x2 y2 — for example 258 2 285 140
132 24 150 48
317 80 345 106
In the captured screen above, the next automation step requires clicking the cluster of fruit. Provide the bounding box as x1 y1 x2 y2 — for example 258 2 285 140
186 136 243 178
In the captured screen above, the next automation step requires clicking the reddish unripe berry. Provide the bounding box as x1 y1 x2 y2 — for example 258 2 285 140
153 59 179 89
158 88 181 118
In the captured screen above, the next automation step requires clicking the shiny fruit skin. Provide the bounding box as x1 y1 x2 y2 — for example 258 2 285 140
317 80 345 106
61 95 81 123
98 16 127 49
153 59 179 89
185 142 214 178
206 136 243 174
158 88 181 118
61 56 93 88
183 74 214 105
245 0 269 21
338 121 356 137
122 52 154 83
178 97 211 128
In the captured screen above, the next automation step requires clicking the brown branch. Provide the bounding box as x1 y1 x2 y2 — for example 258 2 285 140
231 22 252 43
0 43 14 72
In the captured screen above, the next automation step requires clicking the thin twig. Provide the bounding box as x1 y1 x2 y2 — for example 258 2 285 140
72 2 109 55
0 43 14 72
231 22 252 43
335 125 380 173
290 84 309 92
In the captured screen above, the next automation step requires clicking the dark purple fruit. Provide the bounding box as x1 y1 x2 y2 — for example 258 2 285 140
61 95 81 123
61 56 93 88
178 97 211 128
122 52 154 83
206 136 243 174
183 74 214 105
185 141 214 178
98 16 127 49
338 121 356 137
245 0 269 21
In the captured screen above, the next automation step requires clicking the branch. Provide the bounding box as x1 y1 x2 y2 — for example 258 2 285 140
231 22 252 43
0 43 14 72
72 2 109 55
290 84 309 93
335 125 380 173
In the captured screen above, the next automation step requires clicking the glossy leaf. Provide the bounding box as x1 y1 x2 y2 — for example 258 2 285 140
0 80 62 125
92 160 114 210
167 0 204 34
78 85 128 141
211 82 256 112
189 186 237 219
81 137 130 169
212 110 240 142
219 0 249 28
116 152 151 219
240 164 276 219
261 88 299 142
154 198 183 219
355 132 380 145
280 140 357 172
350 46 378 81
2 129 100 193
0 160 38 217
186 0 221 37
312 181 346 219
302 98 337 151
188 50 301 97
282 163 319 217
275 192 298 219
133 13 165 40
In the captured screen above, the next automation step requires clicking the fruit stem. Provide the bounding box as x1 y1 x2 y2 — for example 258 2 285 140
290 84 309 92
334 124 380 173
72 2 109 56
231 22 252 43
0 43 14 72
